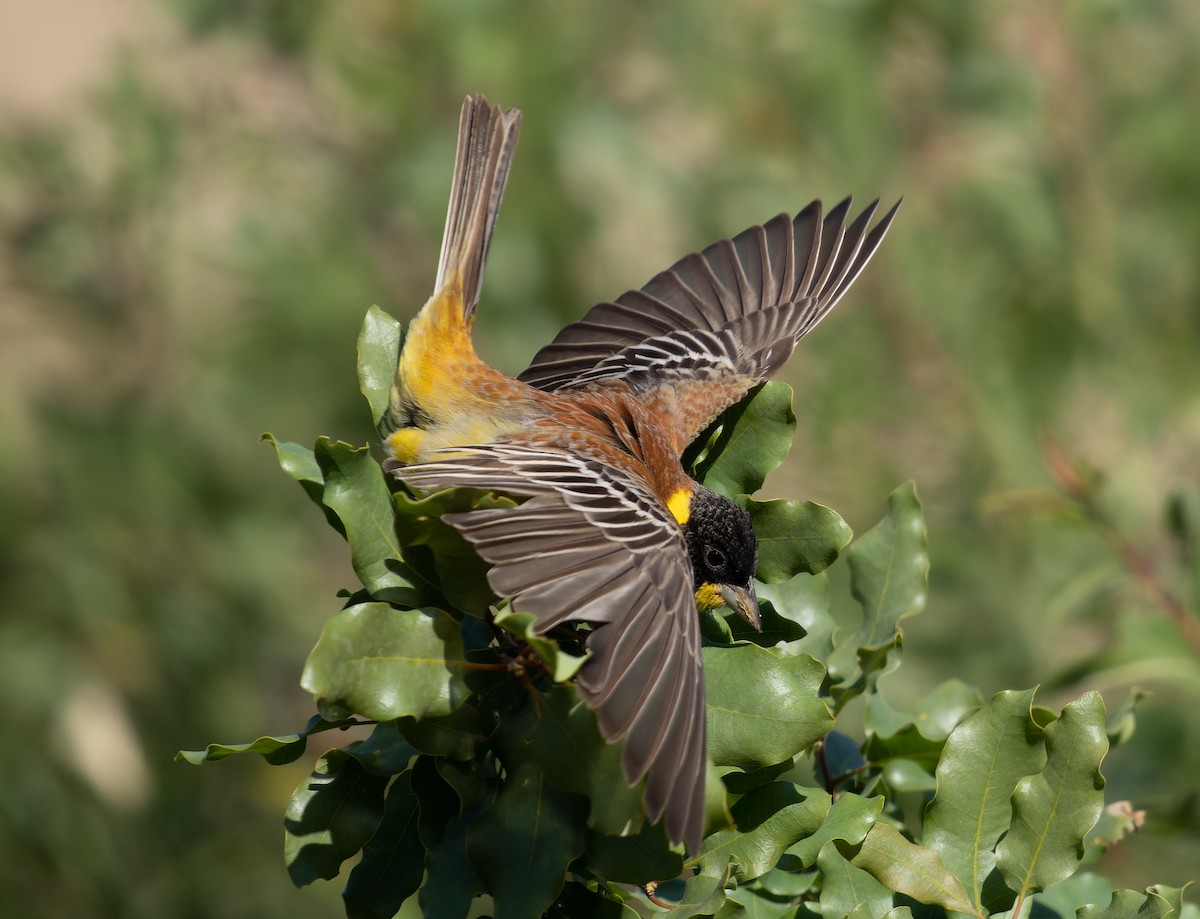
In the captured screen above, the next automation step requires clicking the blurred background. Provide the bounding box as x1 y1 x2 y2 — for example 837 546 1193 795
1 1 1197 915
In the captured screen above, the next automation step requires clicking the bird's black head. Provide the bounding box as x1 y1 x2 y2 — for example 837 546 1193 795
681 486 760 627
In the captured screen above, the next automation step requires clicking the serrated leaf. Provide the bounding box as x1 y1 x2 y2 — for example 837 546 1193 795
1079 885 1191 919
302 602 470 722
923 688 1044 912
705 645 833 767
785 791 882 868
358 305 402 432
531 686 645 837
314 438 415 598
342 770 423 919
996 692 1109 895
818 842 895 919
284 749 388 887
688 382 796 497
831 482 928 705
467 761 588 919
743 498 853 582
701 782 832 881
839 823 977 916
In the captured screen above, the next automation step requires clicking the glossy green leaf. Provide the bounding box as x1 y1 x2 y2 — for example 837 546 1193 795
467 761 588 919
264 433 340 529
756 571 835 661
719 884 802 919
283 749 388 887
1034 872 1128 919
922 688 1044 911
1078 885 1191 919
840 823 977 916
313 438 414 598
705 645 833 767
743 498 853 582
701 782 832 881
689 381 796 497
531 686 645 837
302 602 470 722
831 482 928 702
817 843 894 919
996 691 1109 895
176 714 345 765
342 770 423 919
785 791 882 869
358 305 402 432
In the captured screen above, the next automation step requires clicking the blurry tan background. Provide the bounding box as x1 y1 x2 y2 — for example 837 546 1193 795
1 2 1198 916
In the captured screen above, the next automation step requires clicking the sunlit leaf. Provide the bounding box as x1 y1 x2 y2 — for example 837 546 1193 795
996 692 1108 895
705 645 833 767
1078 884 1191 919
923 688 1044 911
839 823 977 916
176 715 347 766
358 305 402 432
701 782 832 881
743 498 852 582
302 602 470 722
785 791 881 869
817 842 894 919
688 382 796 497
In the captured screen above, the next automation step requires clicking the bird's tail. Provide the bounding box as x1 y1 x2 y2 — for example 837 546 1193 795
383 96 522 444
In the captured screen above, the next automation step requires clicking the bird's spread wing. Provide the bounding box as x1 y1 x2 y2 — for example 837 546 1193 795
519 197 900 444
388 444 707 852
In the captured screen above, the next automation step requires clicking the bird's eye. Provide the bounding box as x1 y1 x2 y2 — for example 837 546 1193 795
704 546 727 570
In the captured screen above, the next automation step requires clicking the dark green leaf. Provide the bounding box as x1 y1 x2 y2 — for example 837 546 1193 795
706 645 833 768
398 704 486 760
302 602 470 722
412 754 459 848
720 884 803 919
839 823 976 916
922 688 1044 912
313 438 416 599
585 820 684 887
531 686 645 837
342 770 423 919
358 305 402 432
348 720 418 776
996 691 1109 895
467 761 589 919
743 498 853 582
419 800 489 919
690 381 796 497
283 749 388 887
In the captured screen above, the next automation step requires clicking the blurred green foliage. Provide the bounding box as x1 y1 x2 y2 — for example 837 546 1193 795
1 1 1198 916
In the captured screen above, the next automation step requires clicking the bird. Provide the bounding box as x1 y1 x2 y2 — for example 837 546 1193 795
380 95 898 854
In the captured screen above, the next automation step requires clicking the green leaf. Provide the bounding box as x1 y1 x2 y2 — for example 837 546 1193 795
1105 687 1147 747
264 434 340 530
531 686 645 837
1078 885 1191 919
1034 872 1129 919
397 704 486 760
342 770 423 919
743 498 853 582
585 820 684 887
688 381 796 496
720 884 803 919
817 842 895 919
313 438 415 599
922 688 1045 911
175 715 346 765
349 720 418 776
839 823 978 916
996 691 1109 895
1083 801 1145 864
493 606 587 682
705 645 833 767
831 482 929 702
756 571 835 661
785 791 882 869
358 305 402 432
701 782 832 881
466 761 589 919
284 749 388 887
302 602 470 722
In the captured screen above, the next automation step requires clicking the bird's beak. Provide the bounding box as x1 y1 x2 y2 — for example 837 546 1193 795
720 583 761 631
